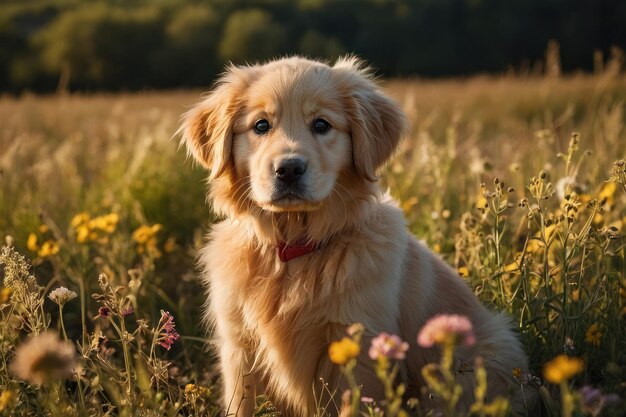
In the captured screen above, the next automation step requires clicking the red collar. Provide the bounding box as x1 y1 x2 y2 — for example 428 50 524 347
276 240 318 262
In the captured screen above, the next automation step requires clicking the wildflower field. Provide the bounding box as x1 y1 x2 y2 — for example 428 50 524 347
1 67 625 416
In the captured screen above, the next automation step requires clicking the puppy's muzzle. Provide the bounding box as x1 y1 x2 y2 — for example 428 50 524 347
274 158 307 185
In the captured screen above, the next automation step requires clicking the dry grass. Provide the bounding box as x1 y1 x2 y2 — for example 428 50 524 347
0 72 625 416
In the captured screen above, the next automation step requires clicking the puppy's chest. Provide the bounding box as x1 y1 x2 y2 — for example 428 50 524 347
239 258 334 331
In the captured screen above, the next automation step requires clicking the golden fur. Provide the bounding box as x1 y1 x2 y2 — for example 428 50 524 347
180 57 529 416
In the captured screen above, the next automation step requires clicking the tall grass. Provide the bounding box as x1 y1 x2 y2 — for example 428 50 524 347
0 69 624 416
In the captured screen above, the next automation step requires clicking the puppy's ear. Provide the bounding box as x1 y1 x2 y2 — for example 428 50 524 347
179 67 251 179
334 57 409 181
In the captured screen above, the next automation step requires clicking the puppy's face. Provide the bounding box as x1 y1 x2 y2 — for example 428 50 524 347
180 57 408 215
232 66 352 211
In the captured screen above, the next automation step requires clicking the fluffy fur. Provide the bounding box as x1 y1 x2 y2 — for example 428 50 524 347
180 56 528 416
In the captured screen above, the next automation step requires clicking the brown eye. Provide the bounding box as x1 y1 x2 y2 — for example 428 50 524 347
254 119 271 135
312 118 331 134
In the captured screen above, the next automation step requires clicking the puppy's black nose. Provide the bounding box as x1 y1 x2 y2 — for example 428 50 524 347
275 159 307 184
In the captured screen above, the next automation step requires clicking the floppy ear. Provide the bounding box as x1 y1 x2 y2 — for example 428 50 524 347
179 67 251 179
334 57 409 181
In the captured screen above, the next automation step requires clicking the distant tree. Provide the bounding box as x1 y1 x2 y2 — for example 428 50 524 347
0 3 61 91
219 9 287 64
0 0 624 92
34 5 164 90
298 30 346 61
154 4 221 86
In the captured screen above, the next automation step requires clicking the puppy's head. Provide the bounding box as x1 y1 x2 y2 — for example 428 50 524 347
180 57 408 214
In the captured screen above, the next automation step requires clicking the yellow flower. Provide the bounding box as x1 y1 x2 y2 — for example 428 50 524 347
526 224 557 254
593 212 604 225
328 337 360 365
0 390 17 413
543 355 583 384
504 254 522 272
38 224 49 234
132 224 162 245
164 237 176 253
476 193 487 210
71 212 90 228
184 383 211 398
76 225 90 243
0 287 12 304
457 266 469 278
584 323 602 347
103 213 119 233
89 213 119 234
27 233 39 251
401 196 418 213
598 181 616 205
38 241 59 258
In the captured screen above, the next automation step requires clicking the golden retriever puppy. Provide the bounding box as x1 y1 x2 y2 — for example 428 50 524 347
180 56 528 417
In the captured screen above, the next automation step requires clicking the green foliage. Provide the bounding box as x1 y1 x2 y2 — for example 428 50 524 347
219 9 287 64
298 31 346 61
34 4 164 90
0 0 625 92
155 4 221 87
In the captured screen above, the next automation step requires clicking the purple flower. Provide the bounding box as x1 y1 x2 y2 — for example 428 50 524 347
158 310 180 350
417 314 475 348
369 332 409 360
98 306 111 318
579 386 621 416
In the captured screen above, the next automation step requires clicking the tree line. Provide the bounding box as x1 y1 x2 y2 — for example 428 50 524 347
1 0 625 93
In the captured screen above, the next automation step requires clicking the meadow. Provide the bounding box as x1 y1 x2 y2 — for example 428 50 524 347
0 67 625 416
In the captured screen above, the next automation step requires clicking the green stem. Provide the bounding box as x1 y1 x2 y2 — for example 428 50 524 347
58 305 68 341
441 342 459 417
109 317 134 402
78 278 87 346
342 361 361 417
119 317 134 401
560 381 574 417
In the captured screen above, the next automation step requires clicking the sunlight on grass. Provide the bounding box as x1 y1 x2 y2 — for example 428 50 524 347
1 70 624 416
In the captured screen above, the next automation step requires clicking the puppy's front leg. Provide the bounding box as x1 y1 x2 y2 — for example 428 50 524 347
219 341 257 417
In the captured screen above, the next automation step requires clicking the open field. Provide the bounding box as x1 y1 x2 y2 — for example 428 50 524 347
0 72 625 416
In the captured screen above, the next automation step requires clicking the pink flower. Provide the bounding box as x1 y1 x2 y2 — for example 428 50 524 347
121 304 134 317
157 310 180 350
417 314 476 348
369 332 409 360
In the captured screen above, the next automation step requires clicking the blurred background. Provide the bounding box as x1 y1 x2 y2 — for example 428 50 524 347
1 0 625 93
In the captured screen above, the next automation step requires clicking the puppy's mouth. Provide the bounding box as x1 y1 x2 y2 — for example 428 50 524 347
260 189 321 212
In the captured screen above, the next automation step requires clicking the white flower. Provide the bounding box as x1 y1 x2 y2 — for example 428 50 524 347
48 286 77 306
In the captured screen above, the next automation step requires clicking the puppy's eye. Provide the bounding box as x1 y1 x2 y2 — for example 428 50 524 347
254 119 271 135
312 118 331 134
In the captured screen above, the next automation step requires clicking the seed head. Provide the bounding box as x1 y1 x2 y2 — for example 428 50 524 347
10 332 77 386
